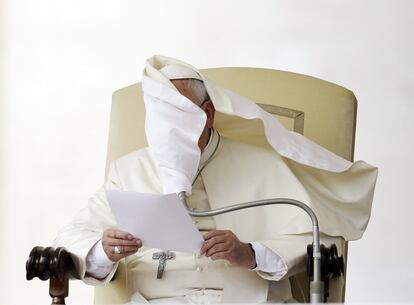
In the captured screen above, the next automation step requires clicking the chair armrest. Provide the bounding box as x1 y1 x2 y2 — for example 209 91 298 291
26 246 78 305
306 243 344 302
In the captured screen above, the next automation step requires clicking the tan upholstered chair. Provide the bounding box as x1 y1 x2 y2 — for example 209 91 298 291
96 67 356 304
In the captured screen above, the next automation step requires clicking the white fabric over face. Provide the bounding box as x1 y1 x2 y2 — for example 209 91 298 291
142 55 354 195
143 77 206 195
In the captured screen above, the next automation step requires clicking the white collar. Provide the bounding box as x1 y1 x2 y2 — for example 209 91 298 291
199 128 219 169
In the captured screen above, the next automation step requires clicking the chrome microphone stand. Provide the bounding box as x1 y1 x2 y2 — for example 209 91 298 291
178 192 324 303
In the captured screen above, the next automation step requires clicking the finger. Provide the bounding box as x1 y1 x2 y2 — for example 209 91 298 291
200 236 226 254
119 250 139 258
108 250 139 262
104 228 129 239
200 235 228 255
104 245 140 261
110 245 140 253
203 230 227 240
210 251 230 261
105 237 142 247
206 243 228 257
106 229 135 240
200 236 227 255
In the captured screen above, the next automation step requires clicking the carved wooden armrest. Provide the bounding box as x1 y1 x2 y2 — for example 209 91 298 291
26 246 78 305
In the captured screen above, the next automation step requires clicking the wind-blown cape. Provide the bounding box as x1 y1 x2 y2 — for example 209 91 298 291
142 55 378 241
143 55 355 194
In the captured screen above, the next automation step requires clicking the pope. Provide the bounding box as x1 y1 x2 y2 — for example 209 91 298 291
53 55 378 303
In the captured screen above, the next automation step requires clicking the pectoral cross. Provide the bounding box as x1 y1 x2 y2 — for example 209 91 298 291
152 250 176 279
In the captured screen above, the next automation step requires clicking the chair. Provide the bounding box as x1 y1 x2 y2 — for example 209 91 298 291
27 67 357 304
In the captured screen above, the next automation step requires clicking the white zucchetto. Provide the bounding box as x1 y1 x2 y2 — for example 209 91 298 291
159 64 203 81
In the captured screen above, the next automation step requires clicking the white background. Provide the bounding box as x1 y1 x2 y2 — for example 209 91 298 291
1 0 413 304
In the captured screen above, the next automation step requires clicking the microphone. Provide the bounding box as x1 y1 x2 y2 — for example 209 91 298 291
178 191 325 303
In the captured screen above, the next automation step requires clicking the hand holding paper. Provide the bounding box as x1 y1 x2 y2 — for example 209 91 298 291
105 190 204 253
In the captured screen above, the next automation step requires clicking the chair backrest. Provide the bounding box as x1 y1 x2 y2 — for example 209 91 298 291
97 67 357 304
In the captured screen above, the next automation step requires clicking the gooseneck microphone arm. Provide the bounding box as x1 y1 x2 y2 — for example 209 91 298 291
178 191 324 303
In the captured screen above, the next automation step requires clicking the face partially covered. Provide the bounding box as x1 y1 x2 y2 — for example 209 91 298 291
171 79 216 152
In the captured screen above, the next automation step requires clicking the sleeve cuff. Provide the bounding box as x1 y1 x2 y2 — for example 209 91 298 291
91 239 115 266
85 239 116 280
249 241 288 278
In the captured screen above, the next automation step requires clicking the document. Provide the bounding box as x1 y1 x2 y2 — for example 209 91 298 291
105 190 204 253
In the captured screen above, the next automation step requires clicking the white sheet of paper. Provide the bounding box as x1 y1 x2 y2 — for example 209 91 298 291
105 190 204 253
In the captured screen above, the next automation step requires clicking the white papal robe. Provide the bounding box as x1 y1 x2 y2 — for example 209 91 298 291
84 129 291 303
53 130 377 303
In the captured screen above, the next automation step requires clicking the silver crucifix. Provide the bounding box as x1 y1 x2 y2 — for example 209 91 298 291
152 250 176 279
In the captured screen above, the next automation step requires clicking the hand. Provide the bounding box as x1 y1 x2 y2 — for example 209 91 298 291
101 228 142 262
200 230 256 269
